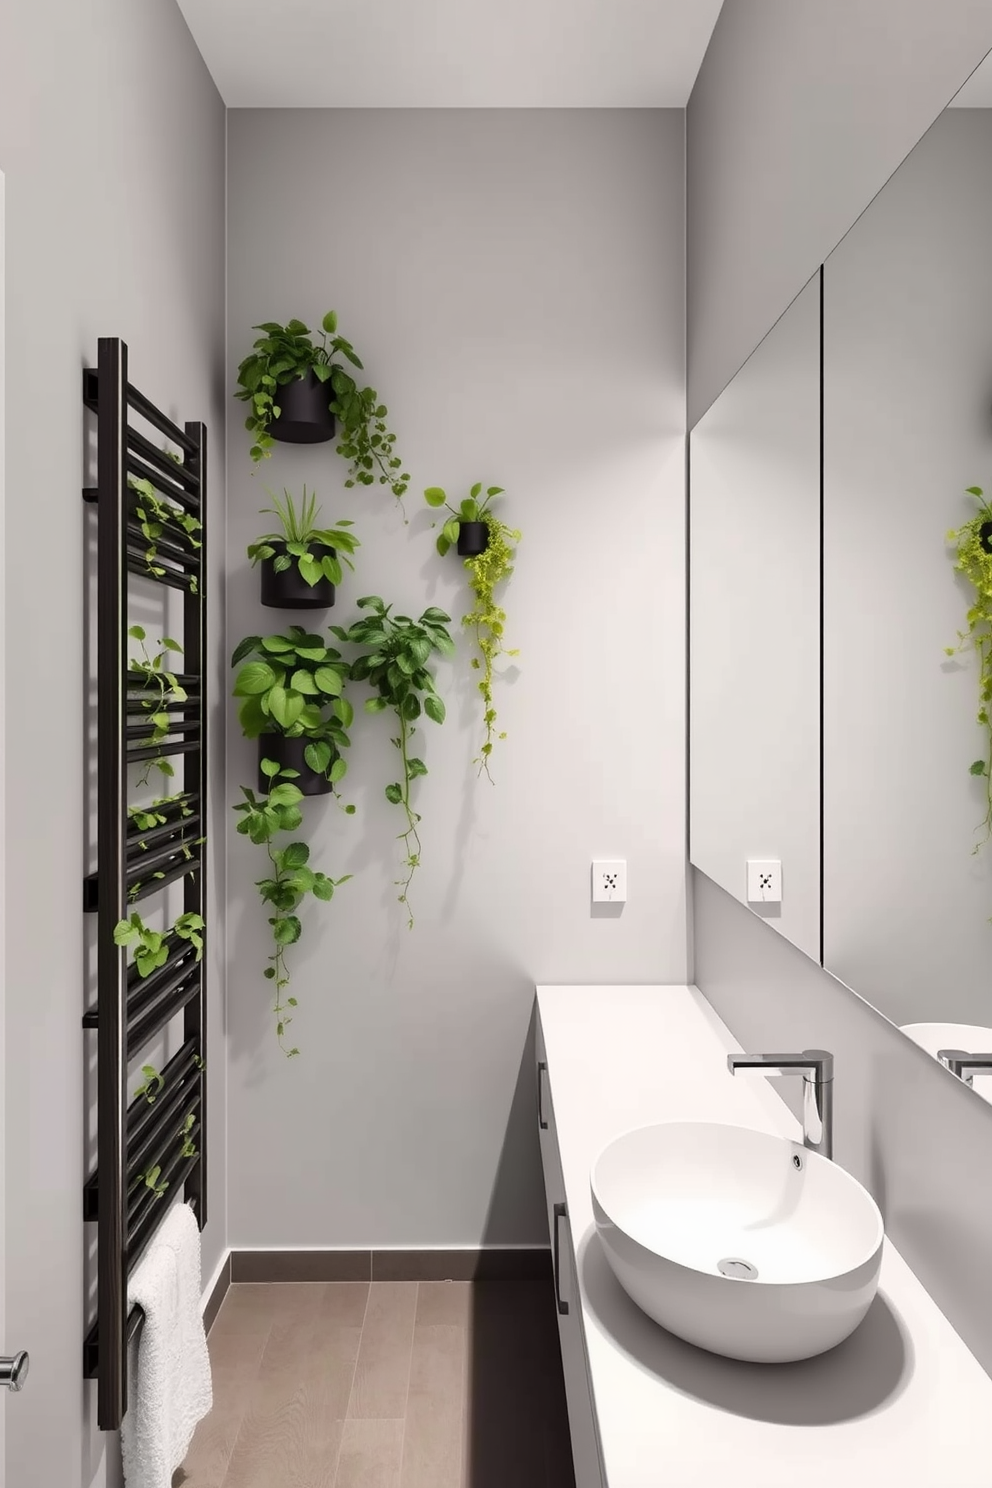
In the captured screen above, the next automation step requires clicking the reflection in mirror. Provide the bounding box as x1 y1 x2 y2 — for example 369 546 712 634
822 72 992 1082
689 273 821 961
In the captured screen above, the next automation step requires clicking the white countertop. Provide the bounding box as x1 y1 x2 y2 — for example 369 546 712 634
537 984 992 1488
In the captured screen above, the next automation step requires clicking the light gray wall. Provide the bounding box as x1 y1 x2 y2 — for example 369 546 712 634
823 109 992 1028
0 3 226 1484
686 0 992 426
225 109 686 1248
689 271 821 962
693 868 992 1377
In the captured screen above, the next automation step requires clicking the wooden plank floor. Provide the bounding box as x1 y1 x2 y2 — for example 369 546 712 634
175 1280 576 1488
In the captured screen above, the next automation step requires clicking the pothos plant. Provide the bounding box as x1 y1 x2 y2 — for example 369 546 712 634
128 627 187 788
129 474 202 591
247 486 360 590
234 311 410 502
231 626 355 787
232 760 350 1056
947 485 992 850
113 910 205 978
424 483 521 780
332 599 453 927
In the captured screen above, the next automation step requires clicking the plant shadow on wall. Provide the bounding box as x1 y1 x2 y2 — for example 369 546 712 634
947 485 992 896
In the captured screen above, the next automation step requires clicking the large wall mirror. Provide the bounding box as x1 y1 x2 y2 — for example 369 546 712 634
690 51 992 1102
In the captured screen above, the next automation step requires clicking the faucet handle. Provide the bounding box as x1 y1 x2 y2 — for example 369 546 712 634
937 1049 992 1085
728 1049 834 1081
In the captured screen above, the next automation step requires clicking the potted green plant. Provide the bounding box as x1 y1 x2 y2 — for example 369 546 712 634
247 486 359 610
234 311 410 503
233 760 350 1056
947 485 992 848
332 599 453 926
231 625 353 796
424 483 521 780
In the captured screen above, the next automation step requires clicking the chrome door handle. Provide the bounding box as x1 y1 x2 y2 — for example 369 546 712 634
0 1352 29 1391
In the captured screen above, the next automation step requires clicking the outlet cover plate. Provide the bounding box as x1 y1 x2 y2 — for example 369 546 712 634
592 860 627 903
746 859 782 905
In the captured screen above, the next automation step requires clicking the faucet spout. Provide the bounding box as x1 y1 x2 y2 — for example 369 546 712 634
727 1049 834 1160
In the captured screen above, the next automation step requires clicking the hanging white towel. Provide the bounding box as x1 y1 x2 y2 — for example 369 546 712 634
120 1200 213 1488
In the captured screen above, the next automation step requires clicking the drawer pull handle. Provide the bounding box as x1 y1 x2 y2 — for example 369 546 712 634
553 1202 569 1315
538 1060 549 1130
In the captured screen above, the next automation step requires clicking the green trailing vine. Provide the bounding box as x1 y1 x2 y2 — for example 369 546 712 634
129 475 202 591
113 910 205 978
232 761 350 1056
947 485 992 850
234 312 410 504
332 599 453 927
128 627 187 789
134 1065 165 1103
424 483 520 780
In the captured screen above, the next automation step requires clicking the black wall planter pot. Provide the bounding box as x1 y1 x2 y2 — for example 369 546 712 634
260 543 336 610
258 735 332 796
457 521 489 557
980 520 992 555
271 371 335 445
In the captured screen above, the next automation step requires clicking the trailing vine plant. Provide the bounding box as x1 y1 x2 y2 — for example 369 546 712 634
332 599 453 926
424 483 521 780
129 475 202 591
234 312 410 505
947 485 992 852
232 760 350 1056
113 910 205 978
231 626 355 789
128 627 187 788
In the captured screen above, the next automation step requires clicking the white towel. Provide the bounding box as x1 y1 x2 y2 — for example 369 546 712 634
120 1200 213 1488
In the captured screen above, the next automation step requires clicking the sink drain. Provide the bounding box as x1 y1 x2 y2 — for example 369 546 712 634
717 1257 758 1280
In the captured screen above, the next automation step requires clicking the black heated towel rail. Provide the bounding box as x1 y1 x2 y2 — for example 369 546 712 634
81 338 208 1431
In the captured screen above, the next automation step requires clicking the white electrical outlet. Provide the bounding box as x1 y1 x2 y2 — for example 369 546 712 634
592 860 627 903
746 859 782 905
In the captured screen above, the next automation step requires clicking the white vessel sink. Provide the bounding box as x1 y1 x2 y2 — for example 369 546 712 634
901 1022 992 1103
591 1121 884 1363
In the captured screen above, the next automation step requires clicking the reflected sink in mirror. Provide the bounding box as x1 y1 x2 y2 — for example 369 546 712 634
591 1121 884 1363
901 1023 992 1103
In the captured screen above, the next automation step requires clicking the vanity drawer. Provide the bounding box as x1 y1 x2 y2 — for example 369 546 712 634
536 1015 606 1488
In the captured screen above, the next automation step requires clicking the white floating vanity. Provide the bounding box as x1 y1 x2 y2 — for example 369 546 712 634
536 985 992 1488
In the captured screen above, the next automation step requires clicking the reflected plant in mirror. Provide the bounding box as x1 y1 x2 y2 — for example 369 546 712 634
946 485 992 853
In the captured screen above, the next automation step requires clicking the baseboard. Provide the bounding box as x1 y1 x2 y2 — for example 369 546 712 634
201 1249 232 1332
229 1246 552 1284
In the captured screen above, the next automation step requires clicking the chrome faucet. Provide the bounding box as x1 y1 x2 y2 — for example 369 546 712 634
727 1050 834 1160
937 1049 992 1088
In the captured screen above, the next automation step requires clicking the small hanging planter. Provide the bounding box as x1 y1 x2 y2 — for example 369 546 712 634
456 521 489 557
980 520 992 555
270 370 336 445
260 542 337 609
257 735 332 796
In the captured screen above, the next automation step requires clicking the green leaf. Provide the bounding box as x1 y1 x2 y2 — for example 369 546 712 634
282 842 310 869
401 694 421 721
261 633 295 653
424 695 446 725
267 686 303 729
329 757 347 783
384 783 403 805
234 662 277 696
298 556 323 587
304 741 332 775
424 486 447 508
231 634 261 667
460 499 478 521
314 666 343 695
470 482 482 498
312 876 335 901
273 915 303 945
333 696 354 727
290 669 319 695
268 782 304 807
442 519 460 546
966 486 984 497
162 636 183 653
321 309 339 334
128 625 146 640
365 696 388 714
436 535 451 558
970 759 987 776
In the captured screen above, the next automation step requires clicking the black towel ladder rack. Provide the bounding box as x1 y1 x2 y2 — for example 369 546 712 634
81 338 208 1431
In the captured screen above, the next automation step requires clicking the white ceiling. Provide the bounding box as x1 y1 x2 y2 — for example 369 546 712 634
949 48 992 106
176 0 724 108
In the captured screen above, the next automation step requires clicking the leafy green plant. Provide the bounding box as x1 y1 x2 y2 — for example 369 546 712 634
231 626 354 786
247 486 360 590
232 761 351 1055
129 475 202 592
128 793 194 837
947 485 992 849
133 1065 165 1104
234 312 409 502
332 599 453 926
128 627 187 788
178 1111 198 1159
113 910 206 978
425 483 521 779
137 1165 169 1199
